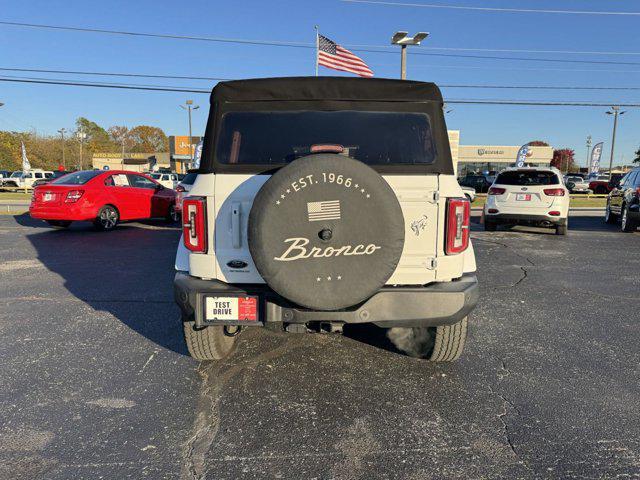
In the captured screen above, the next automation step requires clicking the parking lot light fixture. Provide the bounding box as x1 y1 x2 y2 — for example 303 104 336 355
180 100 200 166
606 107 626 180
391 31 429 80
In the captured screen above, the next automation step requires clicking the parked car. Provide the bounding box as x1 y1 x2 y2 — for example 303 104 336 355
149 172 179 189
484 167 569 235
461 186 476 202
589 173 623 195
1 169 54 189
564 175 592 194
32 170 71 187
458 174 493 193
174 77 478 363
174 171 198 216
29 170 177 231
605 167 640 232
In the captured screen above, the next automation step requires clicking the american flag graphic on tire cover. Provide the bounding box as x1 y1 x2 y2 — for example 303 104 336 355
307 200 341 222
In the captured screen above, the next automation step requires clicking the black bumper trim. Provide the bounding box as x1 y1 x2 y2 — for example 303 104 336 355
174 272 479 328
486 213 566 225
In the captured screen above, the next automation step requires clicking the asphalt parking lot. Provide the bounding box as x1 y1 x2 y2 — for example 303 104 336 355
1 213 638 479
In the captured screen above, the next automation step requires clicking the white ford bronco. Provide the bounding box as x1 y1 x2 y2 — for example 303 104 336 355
174 77 478 362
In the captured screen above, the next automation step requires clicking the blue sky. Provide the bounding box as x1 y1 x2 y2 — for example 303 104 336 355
1 0 639 167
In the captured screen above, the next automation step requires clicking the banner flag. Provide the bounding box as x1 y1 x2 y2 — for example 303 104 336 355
21 142 31 172
590 142 604 176
515 144 530 167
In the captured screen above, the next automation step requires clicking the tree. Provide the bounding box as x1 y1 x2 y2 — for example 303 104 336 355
551 148 576 173
527 140 550 147
127 125 169 152
108 126 133 152
633 146 640 164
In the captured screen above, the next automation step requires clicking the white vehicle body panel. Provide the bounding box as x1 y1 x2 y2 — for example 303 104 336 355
179 172 474 285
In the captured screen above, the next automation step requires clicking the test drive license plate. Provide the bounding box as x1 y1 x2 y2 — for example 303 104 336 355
516 193 531 201
204 296 258 322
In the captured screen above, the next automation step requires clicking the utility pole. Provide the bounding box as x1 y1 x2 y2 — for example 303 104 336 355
585 135 592 175
58 128 67 169
391 31 429 80
606 107 626 180
180 100 199 166
77 129 87 171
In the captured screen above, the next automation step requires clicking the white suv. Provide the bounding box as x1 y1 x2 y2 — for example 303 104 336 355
484 167 569 235
1 169 54 189
173 78 478 362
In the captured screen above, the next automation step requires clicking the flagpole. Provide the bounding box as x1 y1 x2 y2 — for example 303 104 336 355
314 25 319 77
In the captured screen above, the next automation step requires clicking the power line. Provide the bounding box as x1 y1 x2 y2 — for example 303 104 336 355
3 67 640 90
2 75 639 107
342 0 640 16
2 20 640 67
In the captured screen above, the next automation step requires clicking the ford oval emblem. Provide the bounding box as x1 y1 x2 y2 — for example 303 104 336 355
521 187 528 191
227 260 248 269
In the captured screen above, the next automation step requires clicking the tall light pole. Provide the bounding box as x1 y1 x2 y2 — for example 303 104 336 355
391 31 429 80
585 135 592 175
606 107 626 180
58 128 67 169
77 129 87 171
180 100 199 166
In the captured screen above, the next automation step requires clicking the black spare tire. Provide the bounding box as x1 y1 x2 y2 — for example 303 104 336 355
248 154 405 311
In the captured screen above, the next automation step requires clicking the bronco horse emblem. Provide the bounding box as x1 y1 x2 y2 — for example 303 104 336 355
410 215 428 236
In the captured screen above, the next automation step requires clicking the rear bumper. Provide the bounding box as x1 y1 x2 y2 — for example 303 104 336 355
29 203 95 221
174 272 479 329
485 212 567 226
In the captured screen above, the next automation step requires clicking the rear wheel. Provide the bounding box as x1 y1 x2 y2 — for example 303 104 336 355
182 320 238 361
46 220 72 228
595 185 608 195
386 317 468 362
555 223 567 235
605 202 617 224
167 203 179 223
94 205 119 231
621 205 638 233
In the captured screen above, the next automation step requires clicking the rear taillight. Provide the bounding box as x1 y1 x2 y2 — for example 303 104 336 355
182 197 207 253
65 190 84 203
543 188 565 196
446 198 470 255
635 187 640 198
175 185 186 192
549 211 561 216
488 187 506 195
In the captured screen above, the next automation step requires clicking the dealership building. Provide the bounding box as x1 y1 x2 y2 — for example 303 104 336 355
446 132 554 177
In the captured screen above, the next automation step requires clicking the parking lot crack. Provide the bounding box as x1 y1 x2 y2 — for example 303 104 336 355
487 358 535 476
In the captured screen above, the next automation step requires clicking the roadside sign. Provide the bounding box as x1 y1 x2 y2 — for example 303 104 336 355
590 142 603 176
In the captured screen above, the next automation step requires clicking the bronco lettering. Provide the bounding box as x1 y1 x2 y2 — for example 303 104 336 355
273 237 382 262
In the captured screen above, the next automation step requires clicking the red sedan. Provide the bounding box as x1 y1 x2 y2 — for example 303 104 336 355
30 170 177 231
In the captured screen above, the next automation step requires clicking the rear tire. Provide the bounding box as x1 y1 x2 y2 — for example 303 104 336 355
605 202 617 224
387 317 468 362
555 224 567 235
621 205 638 233
46 220 72 228
94 205 119 231
167 203 179 223
182 321 237 361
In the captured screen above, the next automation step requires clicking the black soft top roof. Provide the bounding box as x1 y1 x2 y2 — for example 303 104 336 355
210 77 443 104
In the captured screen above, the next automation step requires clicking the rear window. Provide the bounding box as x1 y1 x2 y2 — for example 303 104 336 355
215 110 437 166
495 170 560 186
51 170 102 185
180 173 198 185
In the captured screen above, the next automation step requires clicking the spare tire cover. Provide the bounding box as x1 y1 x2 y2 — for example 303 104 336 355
248 154 405 311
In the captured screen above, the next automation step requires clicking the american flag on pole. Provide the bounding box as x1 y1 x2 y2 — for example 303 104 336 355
318 34 373 78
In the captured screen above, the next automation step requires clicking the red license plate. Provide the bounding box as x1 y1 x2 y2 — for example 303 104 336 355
204 296 258 321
